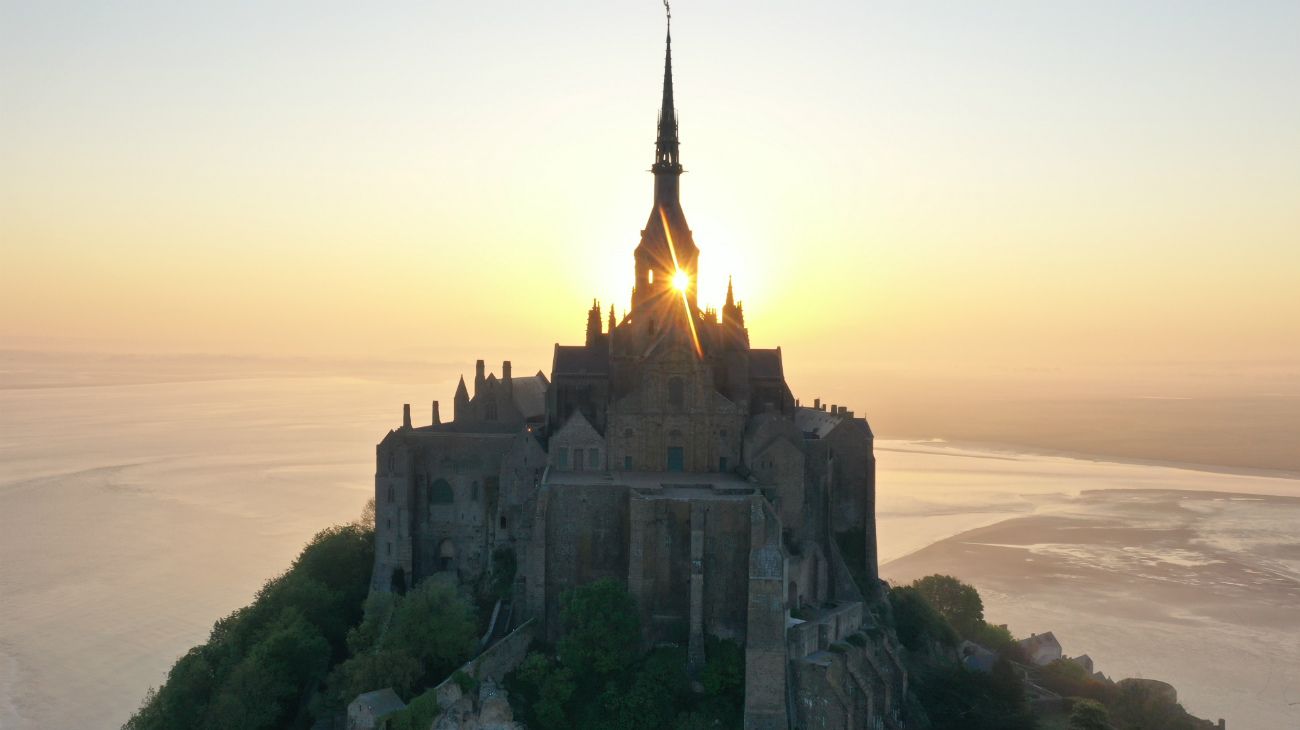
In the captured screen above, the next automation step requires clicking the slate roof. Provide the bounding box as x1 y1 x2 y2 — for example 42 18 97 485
794 407 844 439
510 373 549 419
349 687 406 717
553 345 610 376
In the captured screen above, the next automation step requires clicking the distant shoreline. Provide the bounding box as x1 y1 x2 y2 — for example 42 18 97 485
878 438 1300 483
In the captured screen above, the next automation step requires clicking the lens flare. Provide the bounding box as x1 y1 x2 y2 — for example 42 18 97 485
672 270 689 291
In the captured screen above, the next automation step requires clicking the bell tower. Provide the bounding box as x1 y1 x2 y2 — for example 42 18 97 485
631 2 700 327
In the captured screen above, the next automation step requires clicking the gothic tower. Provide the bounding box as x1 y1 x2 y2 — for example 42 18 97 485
631 11 700 333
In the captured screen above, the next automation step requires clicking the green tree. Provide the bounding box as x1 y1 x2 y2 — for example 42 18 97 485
557 578 641 678
888 585 959 651
911 574 985 638
1069 699 1113 730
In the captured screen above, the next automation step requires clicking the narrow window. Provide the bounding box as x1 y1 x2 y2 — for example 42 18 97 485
387 485 395 503
624 455 632 470
386 542 392 557
500 516 508 529
558 447 569 469
719 456 729 472
588 448 599 468
648 269 654 284
574 448 584 471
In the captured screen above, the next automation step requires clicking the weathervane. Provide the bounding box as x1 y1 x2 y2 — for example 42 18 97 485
664 0 671 29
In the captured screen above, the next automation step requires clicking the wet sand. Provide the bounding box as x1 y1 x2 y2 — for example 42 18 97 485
881 466 1300 729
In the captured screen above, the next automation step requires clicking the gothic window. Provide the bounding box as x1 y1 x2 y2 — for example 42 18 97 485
668 377 684 408
430 479 453 504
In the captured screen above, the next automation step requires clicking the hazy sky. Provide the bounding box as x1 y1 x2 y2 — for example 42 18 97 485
3 1 1298 381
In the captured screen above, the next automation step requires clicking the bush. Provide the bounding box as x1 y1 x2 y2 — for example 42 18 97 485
557 578 641 679
910 657 1036 730
382 688 441 730
1068 698 1112 730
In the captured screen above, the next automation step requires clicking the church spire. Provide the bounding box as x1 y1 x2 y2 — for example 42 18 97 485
653 1 680 175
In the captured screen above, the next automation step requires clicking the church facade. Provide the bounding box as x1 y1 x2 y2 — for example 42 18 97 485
371 17 905 730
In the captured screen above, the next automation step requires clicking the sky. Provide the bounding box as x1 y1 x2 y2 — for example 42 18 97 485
3 1 1299 391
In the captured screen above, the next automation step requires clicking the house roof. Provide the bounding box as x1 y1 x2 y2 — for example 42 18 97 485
349 688 406 716
553 345 610 376
794 407 844 439
1018 632 1061 651
510 373 548 419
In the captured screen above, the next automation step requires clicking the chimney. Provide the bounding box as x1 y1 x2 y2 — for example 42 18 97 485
402 403 412 429
502 360 513 393
830 404 837 415
814 398 821 410
474 359 486 394
432 400 440 425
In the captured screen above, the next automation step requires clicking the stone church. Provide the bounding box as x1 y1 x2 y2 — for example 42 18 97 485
371 14 906 729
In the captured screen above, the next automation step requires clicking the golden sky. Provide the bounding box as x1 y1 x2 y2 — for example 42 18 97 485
3 1 1298 383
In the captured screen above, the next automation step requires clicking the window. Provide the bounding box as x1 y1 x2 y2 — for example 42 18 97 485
558 447 569 469
648 269 654 284
719 456 729 472
387 484 395 503
588 448 599 468
668 377 684 408
500 516 508 529
386 518 392 530
430 479 453 504
386 542 392 557
624 455 633 469
573 448 584 471
471 481 479 501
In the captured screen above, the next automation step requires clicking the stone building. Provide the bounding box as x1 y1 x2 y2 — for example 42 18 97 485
370 12 903 729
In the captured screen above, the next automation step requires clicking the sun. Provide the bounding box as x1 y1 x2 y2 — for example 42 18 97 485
671 269 690 291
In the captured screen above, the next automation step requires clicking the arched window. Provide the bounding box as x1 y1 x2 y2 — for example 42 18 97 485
668 377 685 408
429 479 453 504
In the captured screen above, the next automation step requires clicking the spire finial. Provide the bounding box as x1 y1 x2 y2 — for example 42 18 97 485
725 276 735 308
654 1 680 173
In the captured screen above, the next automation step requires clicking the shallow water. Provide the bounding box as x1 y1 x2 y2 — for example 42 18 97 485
1 376 1297 729
879 443 1300 730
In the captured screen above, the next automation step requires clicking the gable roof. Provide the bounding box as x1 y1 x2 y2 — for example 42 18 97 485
553 345 609 376
349 688 406 716
794 407 844 439
510 373 548 419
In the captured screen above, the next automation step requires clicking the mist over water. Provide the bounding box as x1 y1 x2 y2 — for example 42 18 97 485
1 356 1296 729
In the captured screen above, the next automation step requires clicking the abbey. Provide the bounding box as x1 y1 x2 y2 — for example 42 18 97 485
371 16 904 730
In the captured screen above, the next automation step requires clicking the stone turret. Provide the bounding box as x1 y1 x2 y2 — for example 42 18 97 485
454 376 470 421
